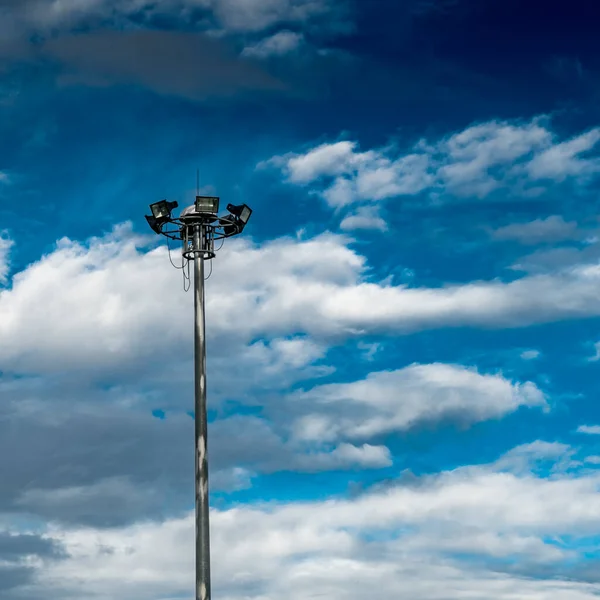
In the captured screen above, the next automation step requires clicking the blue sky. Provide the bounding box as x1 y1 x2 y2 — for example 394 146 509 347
2 0 600 598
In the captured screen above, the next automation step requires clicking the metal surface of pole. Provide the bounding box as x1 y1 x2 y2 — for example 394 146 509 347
144 197 252 599
194 225 211 600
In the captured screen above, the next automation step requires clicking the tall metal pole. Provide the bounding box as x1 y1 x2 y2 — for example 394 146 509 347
193 225 211 600
145 197 252 599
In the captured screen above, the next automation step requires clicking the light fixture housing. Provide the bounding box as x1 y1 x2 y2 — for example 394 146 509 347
227 203 252 225
145 214 162 234
150 199 178 220
195 196 220 215
223 218 237 237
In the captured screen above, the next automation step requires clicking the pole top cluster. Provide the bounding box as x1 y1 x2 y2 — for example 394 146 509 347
144 195 253 249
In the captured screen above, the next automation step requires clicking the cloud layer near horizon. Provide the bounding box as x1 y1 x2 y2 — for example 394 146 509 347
17 440 600 600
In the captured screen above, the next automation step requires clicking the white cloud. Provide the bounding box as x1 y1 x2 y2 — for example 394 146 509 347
268 140 431 207
294 443 393 471
263 117 600 208
492 216 579 245
208 414 394 475
527 128 600 181
27 442 600 599
339 205 388 231
242 30 304 58
493 441 581 476
290 363 547 442
434 119 552 197
577 425 600 435
176 231 600 343
0 223 189 375
521 349 541 360
0 224 364 376
209 335 333 400
0 379 394 529
262 336 325 370
260 140 369 185
8 225 600 378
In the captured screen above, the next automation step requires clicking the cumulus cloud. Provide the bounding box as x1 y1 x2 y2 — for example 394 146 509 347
0 374 399 530
493 441 581 476
339 205 388 231
0 210 595 596
0 224 359 376
294 443 393 471
0 349 548 533
0 218 557 530
7 225 600 378
261 140 372 184
0 223 189 375
262 117 600 208
20 441 600 599
206 335 334 404
289 363 546 442
209 415 393 475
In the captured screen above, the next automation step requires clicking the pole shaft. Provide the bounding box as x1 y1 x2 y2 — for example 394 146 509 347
194 226 211 600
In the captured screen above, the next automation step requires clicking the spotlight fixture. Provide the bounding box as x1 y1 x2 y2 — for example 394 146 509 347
145 214 162 234
150 199 178 220
195 195 220 215
224 203 252 236
145 200 178 235
227 203 252 225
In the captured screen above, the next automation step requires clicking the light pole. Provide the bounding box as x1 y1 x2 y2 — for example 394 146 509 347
145 195 253 600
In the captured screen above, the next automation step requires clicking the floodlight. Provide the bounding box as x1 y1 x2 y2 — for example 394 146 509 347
145 214 162 235
227 203 252 225
195 196 220 215
150 199 178 220
223 218 238 237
